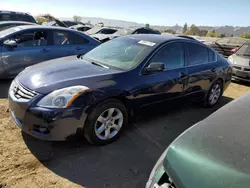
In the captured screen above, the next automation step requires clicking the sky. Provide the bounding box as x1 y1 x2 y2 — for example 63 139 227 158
1 0 250 26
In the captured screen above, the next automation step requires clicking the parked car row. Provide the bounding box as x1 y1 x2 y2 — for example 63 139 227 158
207 37 250 57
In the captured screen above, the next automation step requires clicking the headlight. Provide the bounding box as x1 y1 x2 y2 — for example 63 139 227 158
37 86 89 108
228 56 234 64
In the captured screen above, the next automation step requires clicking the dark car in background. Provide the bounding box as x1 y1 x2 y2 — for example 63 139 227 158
62 20 85 27
9 34 231 145
228 41 250 82
146 91 250 188
0 10 36 23
0 25 100 78
208 37 250 58
0 21 36 31
131 27 161 35
69 24 92 32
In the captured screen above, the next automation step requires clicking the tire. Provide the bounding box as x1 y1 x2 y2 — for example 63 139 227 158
204 80 223 108
84 99 128 145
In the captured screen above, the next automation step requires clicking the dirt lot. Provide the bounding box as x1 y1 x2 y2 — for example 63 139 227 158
0 80 249 188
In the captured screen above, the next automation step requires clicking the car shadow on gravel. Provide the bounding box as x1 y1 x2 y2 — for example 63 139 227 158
232 79 250 87
0 79 12 99
22 96 233 188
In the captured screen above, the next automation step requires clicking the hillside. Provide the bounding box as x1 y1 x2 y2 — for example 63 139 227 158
60 16 250 36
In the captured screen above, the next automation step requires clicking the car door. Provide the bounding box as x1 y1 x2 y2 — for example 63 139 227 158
72 32 97 55
184 42 218 99
48 30 94 59
1 29 50 77
135 42 188 106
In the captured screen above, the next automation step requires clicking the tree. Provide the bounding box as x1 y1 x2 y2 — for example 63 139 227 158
206 31 220 37
40 14 56 21
184 24 201 36
199 29 208 36
145 23 150 28
220 33 226 38
73 15 82 22
36 17 49 24
164 29 176 34
240 33 250 39
183 23 188 34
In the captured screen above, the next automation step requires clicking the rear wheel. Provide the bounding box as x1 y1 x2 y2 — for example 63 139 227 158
204 80 223 107
84 99 128 145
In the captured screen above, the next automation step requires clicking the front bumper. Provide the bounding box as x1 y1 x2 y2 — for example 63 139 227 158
8 84 88 141
232 66 250 82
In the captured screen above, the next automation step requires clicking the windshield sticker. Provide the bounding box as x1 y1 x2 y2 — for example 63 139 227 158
138 40 156 47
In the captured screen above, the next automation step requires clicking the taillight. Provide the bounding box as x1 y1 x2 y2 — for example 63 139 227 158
231 47 239 53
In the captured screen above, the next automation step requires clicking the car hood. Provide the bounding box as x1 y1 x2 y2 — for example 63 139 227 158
231 54 250 67
17 56 122 94
164 92 250 188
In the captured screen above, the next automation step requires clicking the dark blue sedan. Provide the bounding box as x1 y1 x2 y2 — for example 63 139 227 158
8 35 232 145
0 25 100 78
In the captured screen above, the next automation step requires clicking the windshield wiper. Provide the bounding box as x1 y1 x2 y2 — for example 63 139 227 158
91 61 109 69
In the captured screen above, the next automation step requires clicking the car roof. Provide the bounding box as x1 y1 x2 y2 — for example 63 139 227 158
123 34 196 44
0 10 32 16
0 21 35 25
9 25 77 31
170 91 250 173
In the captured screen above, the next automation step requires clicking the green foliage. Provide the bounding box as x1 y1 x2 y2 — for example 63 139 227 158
164 29 176 34
184 24 207 36
199 29 208 36
36 17 49 24
73 15 82 22
40 14 56 21
220 33 226 38
240 33 250 39
206 31 220 37
183 23 188 34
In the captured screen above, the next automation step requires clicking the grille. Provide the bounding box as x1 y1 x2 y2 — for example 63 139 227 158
233 65 250 71
12 81 37 100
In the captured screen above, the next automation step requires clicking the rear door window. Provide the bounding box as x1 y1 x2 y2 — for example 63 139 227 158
53 31 74 45
73 33 89 44
186 43 209 65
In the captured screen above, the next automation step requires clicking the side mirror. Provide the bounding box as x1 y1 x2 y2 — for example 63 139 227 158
145 63 165 73
4 40 17 49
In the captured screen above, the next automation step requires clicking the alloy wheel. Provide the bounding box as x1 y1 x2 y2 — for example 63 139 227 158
95 108 124 140
209 83 222 105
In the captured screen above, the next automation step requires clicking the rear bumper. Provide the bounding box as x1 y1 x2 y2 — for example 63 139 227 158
9 90 88 141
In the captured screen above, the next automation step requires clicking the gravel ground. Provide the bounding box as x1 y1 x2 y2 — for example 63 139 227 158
0 80 249 188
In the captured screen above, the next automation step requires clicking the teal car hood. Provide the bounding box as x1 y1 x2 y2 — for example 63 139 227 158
164 92 250 188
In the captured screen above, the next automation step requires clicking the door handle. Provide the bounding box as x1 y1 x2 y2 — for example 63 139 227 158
41 49 50 53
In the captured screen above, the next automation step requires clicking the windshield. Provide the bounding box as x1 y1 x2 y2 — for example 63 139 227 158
85 27 102 35
236 43 250 56
82 37 156 70
0 27 20 38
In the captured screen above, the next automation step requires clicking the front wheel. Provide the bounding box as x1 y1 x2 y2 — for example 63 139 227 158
84 99 128 145
204 80 223 108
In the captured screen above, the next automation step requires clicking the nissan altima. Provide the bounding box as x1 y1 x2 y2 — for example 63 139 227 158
9 34 232 145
